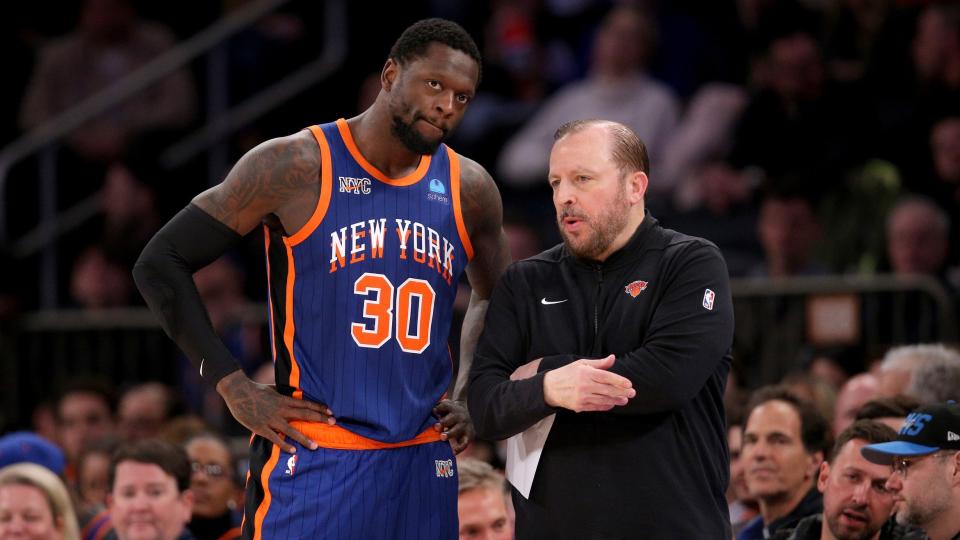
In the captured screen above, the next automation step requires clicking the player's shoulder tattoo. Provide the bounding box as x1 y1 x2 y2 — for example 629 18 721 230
200 131 320 229
457 154 503 236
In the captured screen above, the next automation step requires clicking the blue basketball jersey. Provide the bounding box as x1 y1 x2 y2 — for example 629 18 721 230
264 119 473 443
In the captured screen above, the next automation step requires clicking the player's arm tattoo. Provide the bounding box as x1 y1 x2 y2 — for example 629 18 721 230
193 131 320 235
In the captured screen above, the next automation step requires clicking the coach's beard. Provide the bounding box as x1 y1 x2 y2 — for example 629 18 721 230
392 114 445 155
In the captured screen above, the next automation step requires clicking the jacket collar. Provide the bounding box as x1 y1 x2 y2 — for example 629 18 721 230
565 210 661 270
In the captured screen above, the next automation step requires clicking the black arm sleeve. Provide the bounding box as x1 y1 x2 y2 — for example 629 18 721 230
132 204 244 386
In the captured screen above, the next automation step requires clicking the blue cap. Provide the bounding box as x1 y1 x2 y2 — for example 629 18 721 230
861 402 960 465
0 432 66 475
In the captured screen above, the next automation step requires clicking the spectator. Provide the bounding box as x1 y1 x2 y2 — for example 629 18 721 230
855 395 922 433
771 420 916 540
497 4 679 186
19 0 195 163
74 437 119 528
912 3 960 111
107 440 193 540
183 435 240 540
928 116 960 264
55 381 116 477
457 458 512 540
886 196 952 279
0 462 80 540
753 185 825 278
905 353 960 405
729 30 874 189
69 246 135 309
833 373 880 438
728 407 760 535
877 344 960 399
0 432 66 476
117 383 179 441
739 386 832 540
862 402 960 540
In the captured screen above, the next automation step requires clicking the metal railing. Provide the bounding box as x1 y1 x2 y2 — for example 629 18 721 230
731 274 958 387
2 274 957 429
0 0 347 307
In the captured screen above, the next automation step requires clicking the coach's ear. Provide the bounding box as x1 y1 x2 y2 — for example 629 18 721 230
382 58 400 92
626 171 648 205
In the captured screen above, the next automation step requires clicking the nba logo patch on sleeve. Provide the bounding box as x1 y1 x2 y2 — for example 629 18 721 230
702 289 715 311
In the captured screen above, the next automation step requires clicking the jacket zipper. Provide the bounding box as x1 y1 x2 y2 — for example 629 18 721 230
594 264 603 337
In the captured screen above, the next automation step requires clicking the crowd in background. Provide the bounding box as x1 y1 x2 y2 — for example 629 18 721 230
2 0 960 538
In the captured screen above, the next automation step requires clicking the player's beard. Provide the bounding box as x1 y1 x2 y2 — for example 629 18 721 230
557 182 631 260
391 112 444 155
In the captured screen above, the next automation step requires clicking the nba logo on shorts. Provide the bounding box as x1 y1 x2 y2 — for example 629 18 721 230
702 289 715 311
435 459 454 478
285 455 299 476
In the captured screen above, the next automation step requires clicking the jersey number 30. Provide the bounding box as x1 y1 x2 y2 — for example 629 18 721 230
351 272 436 353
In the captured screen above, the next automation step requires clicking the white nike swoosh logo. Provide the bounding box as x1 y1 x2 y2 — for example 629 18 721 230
541 298 568 305
200 358 205 377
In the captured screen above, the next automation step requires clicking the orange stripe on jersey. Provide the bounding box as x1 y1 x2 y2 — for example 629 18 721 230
288 420 442 450
263 226 277 363
252 444 281 540
280 239 303 399
287 126 333 246
447 147 474 261
336 118 431 186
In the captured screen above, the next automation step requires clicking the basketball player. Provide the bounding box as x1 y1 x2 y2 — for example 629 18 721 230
134 19 510 539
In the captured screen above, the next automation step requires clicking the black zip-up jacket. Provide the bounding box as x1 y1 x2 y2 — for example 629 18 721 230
469 214 734 539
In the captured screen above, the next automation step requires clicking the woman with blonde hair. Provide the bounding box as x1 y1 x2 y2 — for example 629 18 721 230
0 463 79 540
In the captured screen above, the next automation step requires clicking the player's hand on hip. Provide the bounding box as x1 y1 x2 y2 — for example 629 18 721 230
542 355 635 413
433 399 474 454
216 371 335 453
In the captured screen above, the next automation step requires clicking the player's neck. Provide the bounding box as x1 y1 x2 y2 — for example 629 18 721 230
347 109 424 178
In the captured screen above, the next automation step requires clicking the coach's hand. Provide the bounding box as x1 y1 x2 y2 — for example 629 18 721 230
216 371 335 453
433 399 474 454
542 355 635 413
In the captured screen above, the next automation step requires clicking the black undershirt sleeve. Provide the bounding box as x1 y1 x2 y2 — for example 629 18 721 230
132 204 244 386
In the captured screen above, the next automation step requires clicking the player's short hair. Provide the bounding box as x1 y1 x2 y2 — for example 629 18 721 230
554 119 650 175
109 439 190 492
746 385 833 457
389 18 482 82
457 458 505 495
829 420 897 463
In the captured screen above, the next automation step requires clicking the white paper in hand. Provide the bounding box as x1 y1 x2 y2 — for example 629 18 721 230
505 413 555 499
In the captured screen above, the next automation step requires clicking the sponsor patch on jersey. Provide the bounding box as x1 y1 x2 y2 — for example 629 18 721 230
702 288 715 310
624 280 648 298
429 178 446 194
426 191 450 204
435 459 454 479
285 454 299 476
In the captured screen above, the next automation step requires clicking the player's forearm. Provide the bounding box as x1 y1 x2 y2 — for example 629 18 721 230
452 291 488 401
133 204 243 386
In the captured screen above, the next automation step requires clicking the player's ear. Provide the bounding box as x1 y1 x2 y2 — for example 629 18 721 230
382 59 399 92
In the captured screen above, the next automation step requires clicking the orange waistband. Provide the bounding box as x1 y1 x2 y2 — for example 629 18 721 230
289 420 442 450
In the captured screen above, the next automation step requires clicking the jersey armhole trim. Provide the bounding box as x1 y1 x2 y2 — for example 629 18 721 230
447 147 474 261
286 126 333 246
